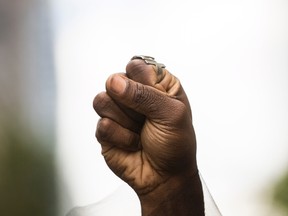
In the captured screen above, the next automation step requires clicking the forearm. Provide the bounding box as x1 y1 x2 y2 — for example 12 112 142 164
139 171 205 216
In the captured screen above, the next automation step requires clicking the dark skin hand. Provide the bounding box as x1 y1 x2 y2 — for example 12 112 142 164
93 58 204 216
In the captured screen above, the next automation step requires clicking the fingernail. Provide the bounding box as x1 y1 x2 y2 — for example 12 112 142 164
109 75 127 94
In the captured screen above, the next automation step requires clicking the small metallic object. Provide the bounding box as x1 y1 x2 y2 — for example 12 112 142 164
131 55 166 75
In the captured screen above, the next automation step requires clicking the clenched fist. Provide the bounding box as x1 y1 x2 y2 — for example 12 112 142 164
93 56 204 216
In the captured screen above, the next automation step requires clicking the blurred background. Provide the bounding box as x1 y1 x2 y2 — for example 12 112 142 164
0 0 57 215
0 0 287 215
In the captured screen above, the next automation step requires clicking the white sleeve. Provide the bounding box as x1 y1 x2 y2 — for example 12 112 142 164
66 174 222 216
200 173 222 216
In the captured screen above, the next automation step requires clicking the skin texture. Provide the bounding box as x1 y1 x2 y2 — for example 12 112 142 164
93 59 204 216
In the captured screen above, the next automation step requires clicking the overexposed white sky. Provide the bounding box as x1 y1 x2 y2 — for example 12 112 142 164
51 0 288 215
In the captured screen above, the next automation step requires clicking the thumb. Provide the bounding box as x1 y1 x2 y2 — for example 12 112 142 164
106 74 184 120
126 56 192 119
126 56 177 95
126 56 165 89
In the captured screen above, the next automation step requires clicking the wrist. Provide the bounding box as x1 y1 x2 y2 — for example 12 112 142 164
138 170 205 216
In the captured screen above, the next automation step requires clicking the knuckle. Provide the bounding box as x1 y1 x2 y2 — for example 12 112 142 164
126 59 147 77
126 60 155 85
132 84 155 110
93 92 111 114
171 101 190 125
132 83 146 104
131 83 168 115
96 118 112 142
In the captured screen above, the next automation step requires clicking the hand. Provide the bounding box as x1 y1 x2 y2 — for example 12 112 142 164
93 58 204 215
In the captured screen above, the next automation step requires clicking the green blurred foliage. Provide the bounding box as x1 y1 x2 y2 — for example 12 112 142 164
273 169 288 215
0 120 57 216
